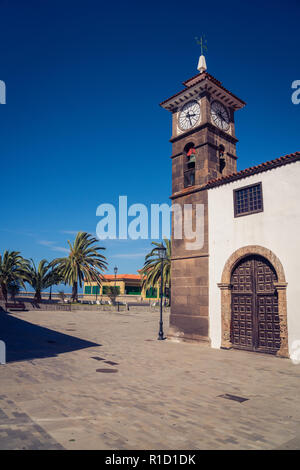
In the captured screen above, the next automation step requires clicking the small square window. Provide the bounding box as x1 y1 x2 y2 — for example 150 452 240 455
234 182 263 217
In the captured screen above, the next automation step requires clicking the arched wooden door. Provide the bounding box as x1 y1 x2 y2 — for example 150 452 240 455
231 255 281 354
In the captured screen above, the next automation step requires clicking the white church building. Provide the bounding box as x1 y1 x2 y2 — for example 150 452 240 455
208 152 300 358
161 52 300 359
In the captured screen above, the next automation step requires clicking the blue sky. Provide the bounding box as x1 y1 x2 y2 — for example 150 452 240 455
0 0 299 290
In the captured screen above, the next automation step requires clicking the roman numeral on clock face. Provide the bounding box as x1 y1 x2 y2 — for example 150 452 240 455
211 100 230 131
178 100 201 130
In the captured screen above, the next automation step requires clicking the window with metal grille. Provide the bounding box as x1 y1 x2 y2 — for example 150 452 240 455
102 285 120 295
92 285 100 295
146 287 157 298
125 285 141 295
234 182 263 217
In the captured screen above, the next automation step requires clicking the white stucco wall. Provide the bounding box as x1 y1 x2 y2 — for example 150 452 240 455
208 161 300 356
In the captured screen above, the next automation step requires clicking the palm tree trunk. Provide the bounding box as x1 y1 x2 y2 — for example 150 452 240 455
0 284 5 310
0 284 5 301
34 290 42 303
1 283 7 302
72 282 78 302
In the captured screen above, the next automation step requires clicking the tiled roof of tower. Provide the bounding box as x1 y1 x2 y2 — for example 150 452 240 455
160 71 246 108
182 71 222 87
182 72 246 105
204 152 300 189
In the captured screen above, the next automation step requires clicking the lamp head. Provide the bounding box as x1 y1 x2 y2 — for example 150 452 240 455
158 244 166 259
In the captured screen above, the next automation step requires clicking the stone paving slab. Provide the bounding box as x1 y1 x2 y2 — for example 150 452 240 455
0 395 63 449
0 309 300 449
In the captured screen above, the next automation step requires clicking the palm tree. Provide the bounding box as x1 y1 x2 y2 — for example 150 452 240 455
51 232 107 302
105 285 120 305
25 259 62 303
7 280 21 302
141 238 171 302
0 250 29 301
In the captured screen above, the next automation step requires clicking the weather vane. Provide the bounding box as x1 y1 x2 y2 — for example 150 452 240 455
195 35 208 56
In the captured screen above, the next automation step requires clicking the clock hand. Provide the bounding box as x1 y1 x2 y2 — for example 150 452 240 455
186 111 197 121
185 112 193 124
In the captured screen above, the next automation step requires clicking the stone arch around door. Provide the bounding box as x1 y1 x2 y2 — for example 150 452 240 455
217 245 288 358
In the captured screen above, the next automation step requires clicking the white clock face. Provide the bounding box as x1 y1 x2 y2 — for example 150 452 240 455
178 100 201 130
211 101 230 131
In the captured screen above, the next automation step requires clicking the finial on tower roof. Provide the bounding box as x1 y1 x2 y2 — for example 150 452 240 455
197 55 207 73
195 35 207 73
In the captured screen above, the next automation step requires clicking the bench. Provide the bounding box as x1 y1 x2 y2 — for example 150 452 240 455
127 302 150 311
5 302 26 311
39 303 71 311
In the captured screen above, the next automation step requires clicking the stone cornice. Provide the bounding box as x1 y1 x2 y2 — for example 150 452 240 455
169 122 239 145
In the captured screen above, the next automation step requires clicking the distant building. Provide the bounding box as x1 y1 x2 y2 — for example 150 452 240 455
83 274 160 301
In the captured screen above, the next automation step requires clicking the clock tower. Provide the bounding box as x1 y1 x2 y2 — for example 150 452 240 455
160 55 246 343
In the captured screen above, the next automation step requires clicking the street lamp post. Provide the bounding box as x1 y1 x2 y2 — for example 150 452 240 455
49 267 53 302
157 244 166 340
114 266 118 311
114 266 118 285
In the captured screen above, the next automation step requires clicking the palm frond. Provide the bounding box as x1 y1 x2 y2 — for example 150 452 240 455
0 250 30 299
141 238 171 294
50 232 108 300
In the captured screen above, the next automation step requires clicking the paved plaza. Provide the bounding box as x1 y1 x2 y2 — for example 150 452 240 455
0 308 300 450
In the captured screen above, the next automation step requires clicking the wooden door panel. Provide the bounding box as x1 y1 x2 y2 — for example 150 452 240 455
232 295 253 349
232 259 253 294
231 255 280 354
255 259 277 293
257 294 281 352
